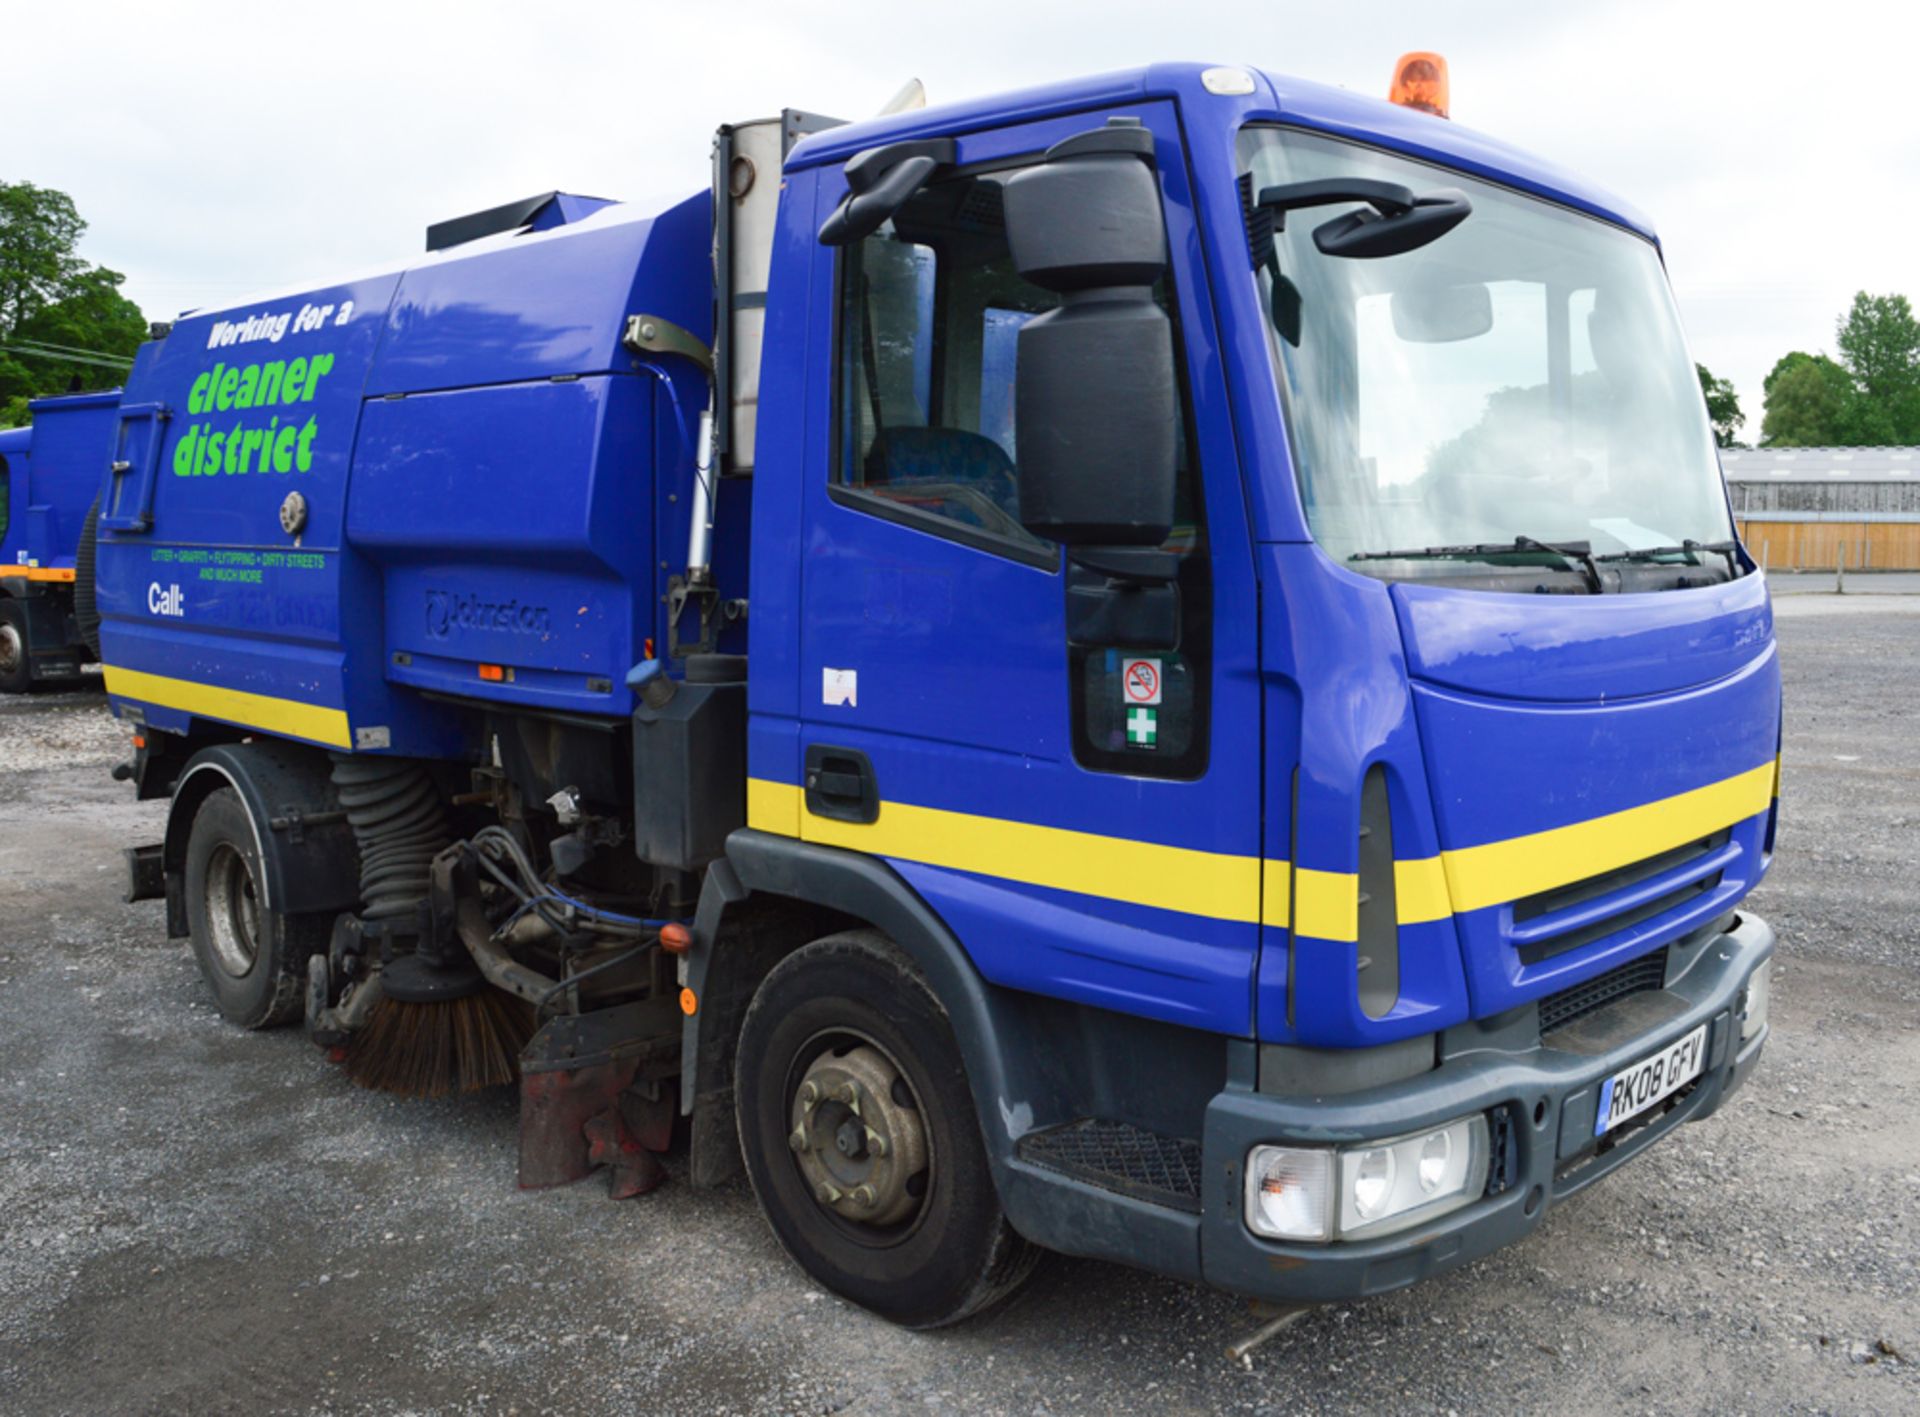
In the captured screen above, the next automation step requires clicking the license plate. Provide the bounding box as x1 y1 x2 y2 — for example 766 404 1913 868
1594 1022 1708 1137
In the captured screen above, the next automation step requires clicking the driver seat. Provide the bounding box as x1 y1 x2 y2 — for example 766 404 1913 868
864 427 1021 521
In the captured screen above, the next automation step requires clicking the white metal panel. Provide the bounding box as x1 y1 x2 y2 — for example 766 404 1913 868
725 118 785 472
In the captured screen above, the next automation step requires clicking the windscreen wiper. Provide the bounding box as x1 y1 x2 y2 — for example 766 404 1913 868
1350 536 1605 592
1596 539 1741 576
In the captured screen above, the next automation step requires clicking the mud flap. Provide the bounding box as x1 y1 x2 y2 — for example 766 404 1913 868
518 997 680 1198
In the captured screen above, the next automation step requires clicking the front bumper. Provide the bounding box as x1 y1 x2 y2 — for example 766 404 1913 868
1199 912 1774 1304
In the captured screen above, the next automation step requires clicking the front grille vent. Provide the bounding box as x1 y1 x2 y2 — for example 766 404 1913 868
1538 946 1669 1035
1514 830 1730 965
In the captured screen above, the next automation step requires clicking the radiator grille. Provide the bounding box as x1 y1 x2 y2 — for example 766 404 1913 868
1514 830 1730 965
1538 946 1669 1035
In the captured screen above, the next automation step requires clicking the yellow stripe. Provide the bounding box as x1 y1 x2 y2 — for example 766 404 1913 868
744 759 1773 930
748 778 1262 923
104 665 351 749
1394 856 1453 925
1260 858 1291 929
0 565 75 583
1293 867 1358 941
1440 761 1776 914
748 777 802 836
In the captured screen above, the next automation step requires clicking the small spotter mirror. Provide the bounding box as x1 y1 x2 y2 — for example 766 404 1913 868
1313 187 1471 259
818 137 957 246
1249 179 1472 263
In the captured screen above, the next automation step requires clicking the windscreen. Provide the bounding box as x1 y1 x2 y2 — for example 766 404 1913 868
1239 127 1735 586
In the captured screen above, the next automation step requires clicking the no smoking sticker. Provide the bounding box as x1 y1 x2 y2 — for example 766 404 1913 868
1122 657 1162 706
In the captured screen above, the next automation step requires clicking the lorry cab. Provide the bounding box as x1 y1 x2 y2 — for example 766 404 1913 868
749 61 1774 1045
97 61 1776 1325
740 62 1776 1294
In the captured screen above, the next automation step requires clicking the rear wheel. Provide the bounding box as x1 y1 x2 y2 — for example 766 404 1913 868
0 600 31 693
736 930 1037 1328
182 788 321 1028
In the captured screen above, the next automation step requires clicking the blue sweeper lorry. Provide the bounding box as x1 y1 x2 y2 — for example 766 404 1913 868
0 389 120 691
94 58 1779 1327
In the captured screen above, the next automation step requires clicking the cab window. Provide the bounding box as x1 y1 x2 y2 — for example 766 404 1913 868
831 164 1213 779
833 178 1055 562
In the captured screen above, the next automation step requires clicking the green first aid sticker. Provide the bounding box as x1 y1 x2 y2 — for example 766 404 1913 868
1126 706 1158 749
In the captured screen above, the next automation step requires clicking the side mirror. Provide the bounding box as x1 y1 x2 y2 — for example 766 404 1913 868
1002 123 1177 549
1390 281 1493 342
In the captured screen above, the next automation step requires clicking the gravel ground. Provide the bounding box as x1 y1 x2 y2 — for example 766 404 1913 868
0 603 1916 1416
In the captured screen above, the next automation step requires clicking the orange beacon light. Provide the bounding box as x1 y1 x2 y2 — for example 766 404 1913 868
1389 52 1450 118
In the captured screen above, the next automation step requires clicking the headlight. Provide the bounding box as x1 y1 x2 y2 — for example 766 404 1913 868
1246 1114 1490 1244
1337 1115 1488 1240
1417 1128 1452 1193
1740 959 1771 1042
1351 1147 1396 1220
1244 1145 1333 1241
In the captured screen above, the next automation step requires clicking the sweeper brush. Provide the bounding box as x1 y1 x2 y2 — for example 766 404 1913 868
343 954 536 1098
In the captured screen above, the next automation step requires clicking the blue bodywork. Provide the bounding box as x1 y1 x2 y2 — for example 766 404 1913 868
98 192 720 752
100 64 1777 1059
1 389 121 576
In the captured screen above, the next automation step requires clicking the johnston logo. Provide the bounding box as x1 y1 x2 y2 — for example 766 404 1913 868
424 589 552 639
147 582 185 617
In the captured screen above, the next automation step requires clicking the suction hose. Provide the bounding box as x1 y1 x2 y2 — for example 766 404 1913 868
329 756 451 926
329 756 479 1006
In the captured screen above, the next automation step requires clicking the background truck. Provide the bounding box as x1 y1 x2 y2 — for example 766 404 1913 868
0 389 118 691
94 60 1778 1328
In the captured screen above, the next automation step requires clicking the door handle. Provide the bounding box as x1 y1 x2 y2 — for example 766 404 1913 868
804 744 879 824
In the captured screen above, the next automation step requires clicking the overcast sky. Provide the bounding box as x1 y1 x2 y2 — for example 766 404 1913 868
6 0 1915 438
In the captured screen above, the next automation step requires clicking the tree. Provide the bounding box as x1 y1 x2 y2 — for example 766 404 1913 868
1696 363 1743 447
1761 351 1852 446
0 182 84 333
0 181 144 424
1834 292 1920 444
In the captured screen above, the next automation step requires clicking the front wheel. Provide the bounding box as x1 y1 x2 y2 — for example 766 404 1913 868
735 930 1037 1328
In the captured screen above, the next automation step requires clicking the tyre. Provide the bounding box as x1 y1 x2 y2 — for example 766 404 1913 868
0 599 32 693
73 496 101 659
182 787 323 1028
735 929 1038 1328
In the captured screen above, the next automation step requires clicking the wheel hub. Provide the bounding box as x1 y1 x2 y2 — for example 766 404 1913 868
789 1044 928 1227
0 621 22 677
203 842 260 977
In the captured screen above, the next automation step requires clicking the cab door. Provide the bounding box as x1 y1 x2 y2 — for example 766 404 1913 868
788 102 1264 1035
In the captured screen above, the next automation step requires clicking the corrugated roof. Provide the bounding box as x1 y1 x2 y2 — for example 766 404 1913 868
1720 448 1920 482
